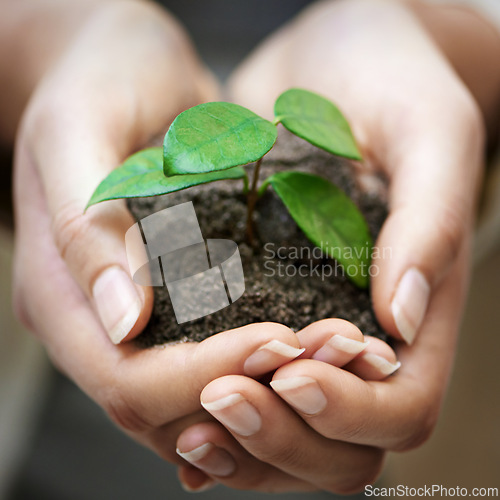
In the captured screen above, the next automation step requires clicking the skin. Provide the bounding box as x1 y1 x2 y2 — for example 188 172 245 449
5 0 500 494
181 0 500 491
8 0 399 493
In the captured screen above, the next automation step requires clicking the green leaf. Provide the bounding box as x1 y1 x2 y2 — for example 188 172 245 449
163 102 277 175
266 171 372 288
274 88 362 161
86 147 247 210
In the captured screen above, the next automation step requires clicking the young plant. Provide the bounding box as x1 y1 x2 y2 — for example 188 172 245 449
86 88 372 288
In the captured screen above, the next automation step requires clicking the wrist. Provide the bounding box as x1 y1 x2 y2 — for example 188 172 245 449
0 0 139 146
405 0 500 147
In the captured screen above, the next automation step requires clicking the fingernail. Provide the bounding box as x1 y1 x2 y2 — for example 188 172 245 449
270 376 327 415
201 393 261 437
180 476 217 493
177 443 236 477
391 267 430 345
92 266 142 344
313 335 369 365
244 340 305 376
361 353 401 377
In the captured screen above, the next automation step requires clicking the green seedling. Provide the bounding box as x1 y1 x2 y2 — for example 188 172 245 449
87 88 372 288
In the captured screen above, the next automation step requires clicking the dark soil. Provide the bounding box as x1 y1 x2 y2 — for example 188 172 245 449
128 131 388 347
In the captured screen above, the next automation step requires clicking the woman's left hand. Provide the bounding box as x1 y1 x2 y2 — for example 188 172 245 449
174 0 490 491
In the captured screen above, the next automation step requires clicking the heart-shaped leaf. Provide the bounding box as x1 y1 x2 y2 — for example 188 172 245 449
265 171 372 288
164 102 277 175
86 148 246 210
274 88 362 161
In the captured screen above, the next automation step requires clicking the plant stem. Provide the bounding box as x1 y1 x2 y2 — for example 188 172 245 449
246 157 263 244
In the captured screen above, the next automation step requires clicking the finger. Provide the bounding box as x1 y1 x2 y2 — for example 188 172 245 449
144 410 313 492
270 360 401 448
200 375 384 494
21 2 216 343
371 90 484 344
295 319 400 381
295 319 369 366
176 421 312 493
269 245 468 452
114 322 304 430
345 336 400 381
178 466 216 494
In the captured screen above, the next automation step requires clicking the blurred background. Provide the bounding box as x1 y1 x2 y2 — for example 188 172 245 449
1 1 499 498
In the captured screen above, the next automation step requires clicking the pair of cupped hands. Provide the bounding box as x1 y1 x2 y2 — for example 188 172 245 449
12 0 485 494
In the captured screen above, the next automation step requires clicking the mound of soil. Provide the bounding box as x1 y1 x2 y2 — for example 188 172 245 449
128 131 388 347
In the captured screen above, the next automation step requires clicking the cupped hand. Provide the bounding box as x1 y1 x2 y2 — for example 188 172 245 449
229 0 484 345
174 0 486 492
14 137 311 469
14 1 220 345
10 0 313 472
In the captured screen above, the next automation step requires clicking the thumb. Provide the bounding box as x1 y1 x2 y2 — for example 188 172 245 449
17 0 220 344
22 109 153 344
371 100 484 344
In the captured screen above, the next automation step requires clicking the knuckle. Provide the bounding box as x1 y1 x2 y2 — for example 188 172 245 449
433 200 466 264
427 84 484 151
24 89 74 146
439 86 485 158
334 414 373 442
103 388 153 434
258 322 294 336
259 441 306 471
398 410 437 452
255 322 296 343
52 202 92 262
329 449 384 495
453 89 484 142
12 283 34 333
11 255 37 334
231 469 274 493
395 394 439 451
24 95 57 134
